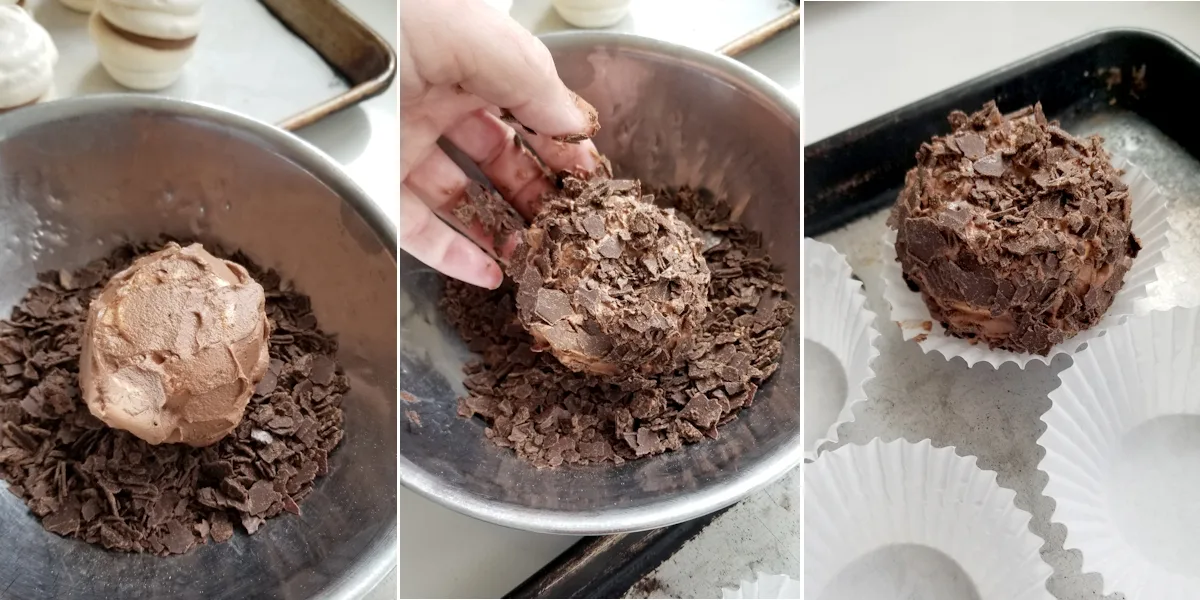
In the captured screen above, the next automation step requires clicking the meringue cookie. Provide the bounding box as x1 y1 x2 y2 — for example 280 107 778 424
552 0 631 28
0 5 56 110
58 0 95 13
98 0 203 40
90 9 195 90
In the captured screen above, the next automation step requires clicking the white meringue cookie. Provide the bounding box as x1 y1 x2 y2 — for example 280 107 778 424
89 10 193 90
0 5 56 110
98 0 203 41
59 0 96 14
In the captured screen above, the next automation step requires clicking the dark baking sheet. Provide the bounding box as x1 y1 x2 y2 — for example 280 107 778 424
505 510 725 599
806 28 1200 236
262 0 396 130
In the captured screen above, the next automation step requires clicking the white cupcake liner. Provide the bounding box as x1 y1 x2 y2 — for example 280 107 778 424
803 238 879 461
880 157 1169 368
806 439 1052 600
1040 306 1200 598
721 573 800 599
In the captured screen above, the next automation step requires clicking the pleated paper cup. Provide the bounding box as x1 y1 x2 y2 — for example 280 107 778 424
806 439 1052 600
1041 306 1200 599
803 239 879 460
721 573 801 599
880 157 1169 368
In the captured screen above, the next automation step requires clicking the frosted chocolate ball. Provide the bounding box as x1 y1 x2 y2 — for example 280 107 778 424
888 101 1140 355
511 176 711 376
80 243 270 446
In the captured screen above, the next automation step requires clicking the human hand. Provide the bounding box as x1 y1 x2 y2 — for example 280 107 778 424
400 0 600 289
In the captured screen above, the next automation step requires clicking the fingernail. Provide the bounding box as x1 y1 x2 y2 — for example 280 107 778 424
565 91 600 137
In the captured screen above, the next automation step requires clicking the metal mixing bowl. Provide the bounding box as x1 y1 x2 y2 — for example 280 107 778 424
399 32 801 534
0 97 396 599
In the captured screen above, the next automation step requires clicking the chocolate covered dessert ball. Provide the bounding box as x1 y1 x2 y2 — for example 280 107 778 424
888 101 1141 355
511 176 711 376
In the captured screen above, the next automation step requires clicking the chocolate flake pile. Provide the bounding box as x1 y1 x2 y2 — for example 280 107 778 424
453 182 525 253
444 182 794 467
0 241 347 555
889 101 1141 355
510 176 711 377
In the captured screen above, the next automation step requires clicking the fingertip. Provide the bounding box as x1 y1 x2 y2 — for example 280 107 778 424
451 236 505 289
480 259 504 289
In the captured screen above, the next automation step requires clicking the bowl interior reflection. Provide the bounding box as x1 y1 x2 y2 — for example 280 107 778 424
0 98 396 600
399 33 800 534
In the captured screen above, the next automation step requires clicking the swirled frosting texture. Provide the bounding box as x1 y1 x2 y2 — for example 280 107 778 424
80 243 270 447
0 5 56 109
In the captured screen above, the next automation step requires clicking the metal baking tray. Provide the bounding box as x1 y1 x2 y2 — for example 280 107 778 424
30 0 394 131
512 0 799 57
807 29 1200 599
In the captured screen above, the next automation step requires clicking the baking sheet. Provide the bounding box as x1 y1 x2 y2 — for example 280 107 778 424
511 0 799 56
807 31 1200 599
623 469 799 600
27 0 348 126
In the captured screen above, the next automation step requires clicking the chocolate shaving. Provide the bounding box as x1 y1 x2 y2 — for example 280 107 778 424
0 241 348 555
441 181 794 468
510 176 712 377
452 182 525 255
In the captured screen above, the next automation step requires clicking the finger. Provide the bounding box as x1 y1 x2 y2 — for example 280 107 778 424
400 184 503 289
520 132 601 178
441 110 554 220
405 146 523 261
402 0 599 140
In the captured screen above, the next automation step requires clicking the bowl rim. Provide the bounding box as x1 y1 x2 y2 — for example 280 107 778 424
399 31 802 535
0 95 398 600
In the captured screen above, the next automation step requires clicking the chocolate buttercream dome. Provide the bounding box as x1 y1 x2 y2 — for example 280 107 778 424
511 175 711 376
888 101 1141 355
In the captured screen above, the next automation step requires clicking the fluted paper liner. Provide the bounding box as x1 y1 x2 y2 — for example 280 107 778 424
721 573 800 599
1040 307 1200 598
880 158 1169 368
803 239 878 460
806 439 1051 599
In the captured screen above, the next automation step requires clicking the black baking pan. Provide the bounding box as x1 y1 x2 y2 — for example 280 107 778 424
806 28 1200 236
504 510 725 599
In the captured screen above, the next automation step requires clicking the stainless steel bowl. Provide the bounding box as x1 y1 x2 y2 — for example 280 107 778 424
399 32 801 534
0 97 396 599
